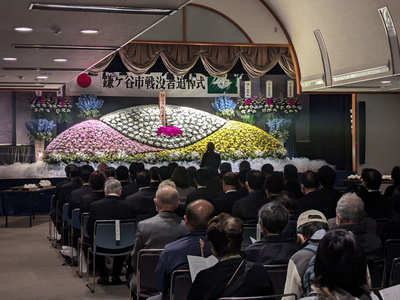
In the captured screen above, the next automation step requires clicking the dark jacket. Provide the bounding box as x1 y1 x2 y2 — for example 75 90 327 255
87 195 136 238
283 180 304 199
121 182 139 199
210 190 244 215
363 191 392 219
68 184 94 219
317 186 342 219
243 234 300 265
186 187 217 206
80 190 105 221
125 187 156 214
200 150 221 172
57 178 82 215
187 257 274 300
338 223 382 261
154 230 212 300
232 191 269 224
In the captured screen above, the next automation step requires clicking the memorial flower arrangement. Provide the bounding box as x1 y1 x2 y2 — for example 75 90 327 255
29 95 72 122
266 118 293 140
54 97 73 123
156 126 182 137
236 96 261 124
25 119 55 141
44 120 162 163
76 94 104 119
100 105 226 149
211 94 236 119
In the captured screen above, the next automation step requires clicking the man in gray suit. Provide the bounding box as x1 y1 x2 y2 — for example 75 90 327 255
129 185 187 296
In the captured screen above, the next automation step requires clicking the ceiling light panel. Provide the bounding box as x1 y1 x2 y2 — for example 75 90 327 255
14 27 33 32
29 3 175 15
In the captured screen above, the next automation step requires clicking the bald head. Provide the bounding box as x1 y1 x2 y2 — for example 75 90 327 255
155 185 179 211
185 200 214 230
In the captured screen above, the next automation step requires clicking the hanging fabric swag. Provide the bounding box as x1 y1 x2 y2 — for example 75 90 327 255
89 44 295 79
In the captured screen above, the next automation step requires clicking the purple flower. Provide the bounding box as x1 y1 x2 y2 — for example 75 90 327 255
157 126 183 137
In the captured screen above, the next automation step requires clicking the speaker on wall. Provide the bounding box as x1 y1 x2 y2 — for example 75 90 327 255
359 101 366 164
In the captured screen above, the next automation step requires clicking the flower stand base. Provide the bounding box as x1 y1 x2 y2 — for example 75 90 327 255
34 140 45 162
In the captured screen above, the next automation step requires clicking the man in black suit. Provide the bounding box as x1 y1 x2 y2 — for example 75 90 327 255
232 170 268 224
68 164 95 219
57 165 82 228
317 165 342 219
362 168 392 219
211 172 243 215
186 168 217 206
283 164 304 199
264 175 284 201
200 142 221 174
296 170 328 218
116 165 130 187
121 163 139 199
87 179 136 285
126 170 156 216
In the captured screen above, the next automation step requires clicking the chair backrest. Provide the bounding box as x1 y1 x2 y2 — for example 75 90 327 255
390 257 400 286
242 225 257 250
263 264 288 295
368 259 385 289
62 203 70 222
218 293 298 300
170 269 191 300
137 249 163 296
384 239 400 273
93 219 136 251
81 213 89 238
71 208 80 230
50 194 55 211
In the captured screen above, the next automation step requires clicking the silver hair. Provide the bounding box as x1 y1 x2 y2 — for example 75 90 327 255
104 178 122 194
336 192 364 223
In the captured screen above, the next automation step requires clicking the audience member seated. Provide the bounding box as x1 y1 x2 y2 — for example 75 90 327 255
296 171 327 218
335 193 382 261
232 170 268 224
168 162 178 175
187 213 275 300
159 166 173 182
239 160 251 172
244 202 299 264
57 165 82 226
186 168 217 206
317 165 342 219
362 168 392 219
120 163 139 199
384 165 400 198
264 175 284 201
129 186 187 296
68 164 95 219
381 186 400 246
284 210 328 299
171 166 195 204
187 166 197 188
219 162 232 174
152 200 214 300
150 166 160 190
115 165 130 187
302 229 378 300
87 179 136 285
274 191 298 240
283 164 304 199
200 142 221 174
126 170 156 216
80 171 106 220
237 168 250 197
104 166 116 179
96 162 108 174
261 163 274 178
210 172 243 215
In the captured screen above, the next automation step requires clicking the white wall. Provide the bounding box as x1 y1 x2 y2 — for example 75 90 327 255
357 94 400 175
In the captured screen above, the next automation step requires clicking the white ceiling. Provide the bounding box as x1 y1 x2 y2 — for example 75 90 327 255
0 0 191 91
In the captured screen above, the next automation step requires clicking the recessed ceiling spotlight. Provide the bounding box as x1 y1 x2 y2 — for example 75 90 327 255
54 58 67 62
381 80 391 84
3 57 17 61
14 27 33 32
37 75 48 79
81 29 98 34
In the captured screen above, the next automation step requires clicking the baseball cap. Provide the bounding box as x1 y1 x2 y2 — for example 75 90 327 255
297 209 327 229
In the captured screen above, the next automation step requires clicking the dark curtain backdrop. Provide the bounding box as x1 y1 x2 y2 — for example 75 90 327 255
308 94 352 170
